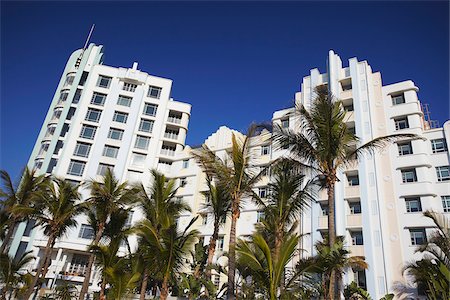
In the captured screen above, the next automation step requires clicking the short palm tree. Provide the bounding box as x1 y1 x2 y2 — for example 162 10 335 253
22 178 84 299
103 255 141 300
275 86 416 296
78 169 138 300
0 168 48 254
193 125 266 299
0 250 35 300
135 217 199 300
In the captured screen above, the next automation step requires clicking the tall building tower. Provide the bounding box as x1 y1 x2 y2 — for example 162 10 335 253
8 43 191 291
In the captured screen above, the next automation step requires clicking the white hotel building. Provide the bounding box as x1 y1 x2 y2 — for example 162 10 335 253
8 45 450 299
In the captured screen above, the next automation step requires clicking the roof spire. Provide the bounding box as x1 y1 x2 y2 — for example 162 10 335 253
75 24 95 69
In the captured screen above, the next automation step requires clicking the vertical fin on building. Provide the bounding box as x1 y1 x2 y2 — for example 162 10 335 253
75 24 95 69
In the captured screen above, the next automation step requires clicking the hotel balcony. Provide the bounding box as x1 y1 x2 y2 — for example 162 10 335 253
349 245 365 257
343 111 355 123
167 116 182 124
345 186 360 198
340 89 352 100
318 216 328 230
346 214 362 228
396 153 431 170
164 132 179 141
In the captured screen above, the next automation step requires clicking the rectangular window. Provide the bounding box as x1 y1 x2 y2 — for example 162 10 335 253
349 202 362 214
351 231 364 245
58 91 69 104
73 142 91 158
64 74 75 87
54 140 64 154
342 82 352 91
97 75 112 88
147 86 162 99
410 229 426 245
143 103 158 117
67 160 86 176
281 119 289 128
85 108 102 122
161 144 176 156
261 145 270 156
402 169 417 183
392 94 405 105
34 159 44 170
80 125 97 139
66 107 76 121
45 125 56 137
108 128 124 140
73 89 82 104
217 236 224 251
259 187 268 198
90 92 107 106
214 275 220 288
117 95 132 107
130 152 146 166
257 211 265 222
180 177 187 187
135 135 150 150
344 104 354 112
102 145 119 158
38 142 50 156
182 159 189 169
347 175 360 186
431 139 448 153
405 197 422 213
398 141 413 156
442 196 450 213
97 163 114 176
125 211 134 227
79 71 89 86
436 166 450 182
78 224 94 239
113 111 128 123
122 82 137 92
321 204 329 216
202 214 208 225
47 158 58 173
395 117 409 130
139 119 154 133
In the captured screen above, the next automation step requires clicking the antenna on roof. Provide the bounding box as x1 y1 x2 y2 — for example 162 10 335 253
75 24 95 69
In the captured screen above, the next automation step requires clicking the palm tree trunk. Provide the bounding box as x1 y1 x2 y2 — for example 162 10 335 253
227 204 239 300
275 227 284 292
0 220 17 254
38 239 58 297
206 220 219 279
327 177 337 300
99 277 107 300
79 223 105 300
160 274 169 300
23 234 55 300
139 268 149 300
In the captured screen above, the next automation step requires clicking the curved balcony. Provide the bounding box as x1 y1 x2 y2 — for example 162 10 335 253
397 181 436 197
388 101 423 119
395 153 431 170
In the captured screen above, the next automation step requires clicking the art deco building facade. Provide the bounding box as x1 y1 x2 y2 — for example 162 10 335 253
8 46 450 299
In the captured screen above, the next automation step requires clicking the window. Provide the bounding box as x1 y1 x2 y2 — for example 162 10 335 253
79 71 89 86
281 119 289 128
51 109 62 120
90 92 107 106
168 111 182 124
113 111 128 123
45 125 56 137
117 95 132 107
80 125 97 139
97 163 114 176
85 108 102 122
130 153 146 166
214 275 220 288
351 231 364 245
135 135 150 150
123 82 137 92
164 129 179 140
143 103 158 117
342 82 352 91
125 211 134 227
182 159 189 169
102 145 119 158
320 204 329 216
261 145 270 156
139 119 154 133
436 166 450 182
38 142 50 156
431 139 447 153
66 107 76 121
53 140 64 155
344 104 354 112
73 89 82 104
127 170 143 183
219 215 226 224
259 187 268 198
410 229 426 245
257 211 265 222
69 254 89 276
73 142 91 158
67 160 86 176
442 196 450 213
405 197 422 213
354 269 367 290
34 159 44 170
47 159 58 173
60 124 70 138
161 144 176 156
398 141 413 156
217 236 224 251
347 175 359 186
64 73 75 87
107 128 124 140
349 202 361 214
391 94 405 105
147 86 162 99
97 75 112 88
78 224 94 239
180 177 187 187
395 117 409 130
202 214 208 225
23 220 36 237
58 91 69 104
401 169 417 183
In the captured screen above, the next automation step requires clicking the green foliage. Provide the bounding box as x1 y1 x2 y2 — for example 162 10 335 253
0 250 35 299
54 281 78 300
343 281 371 300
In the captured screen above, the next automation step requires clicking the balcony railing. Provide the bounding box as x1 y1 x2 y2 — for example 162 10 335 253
167 116 182 124
164 132 179 140
161 149 176 157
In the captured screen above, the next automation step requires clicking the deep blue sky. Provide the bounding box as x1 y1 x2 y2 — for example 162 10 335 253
1 1 449 179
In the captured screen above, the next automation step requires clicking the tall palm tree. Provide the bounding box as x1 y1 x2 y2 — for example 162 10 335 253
0 250 35 300
275 86 416 296
137 169 190 300
102 255 141 300
0 168 48 254
202 177 231 279
135 217 199 300
78 169 138 300
22 178 84 299
192 125 266 299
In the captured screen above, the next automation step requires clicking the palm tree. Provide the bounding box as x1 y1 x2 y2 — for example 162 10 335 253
0 250 35 300
236 233 299 300
22 178 84 299
135 217 199 300
192 125 266 299
0 168 48 254
78 169 138 300
102 255 141 300
402 211 449 299
202 177 231 279
274 86 416 296
137 169 190 300
54 281 78 300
